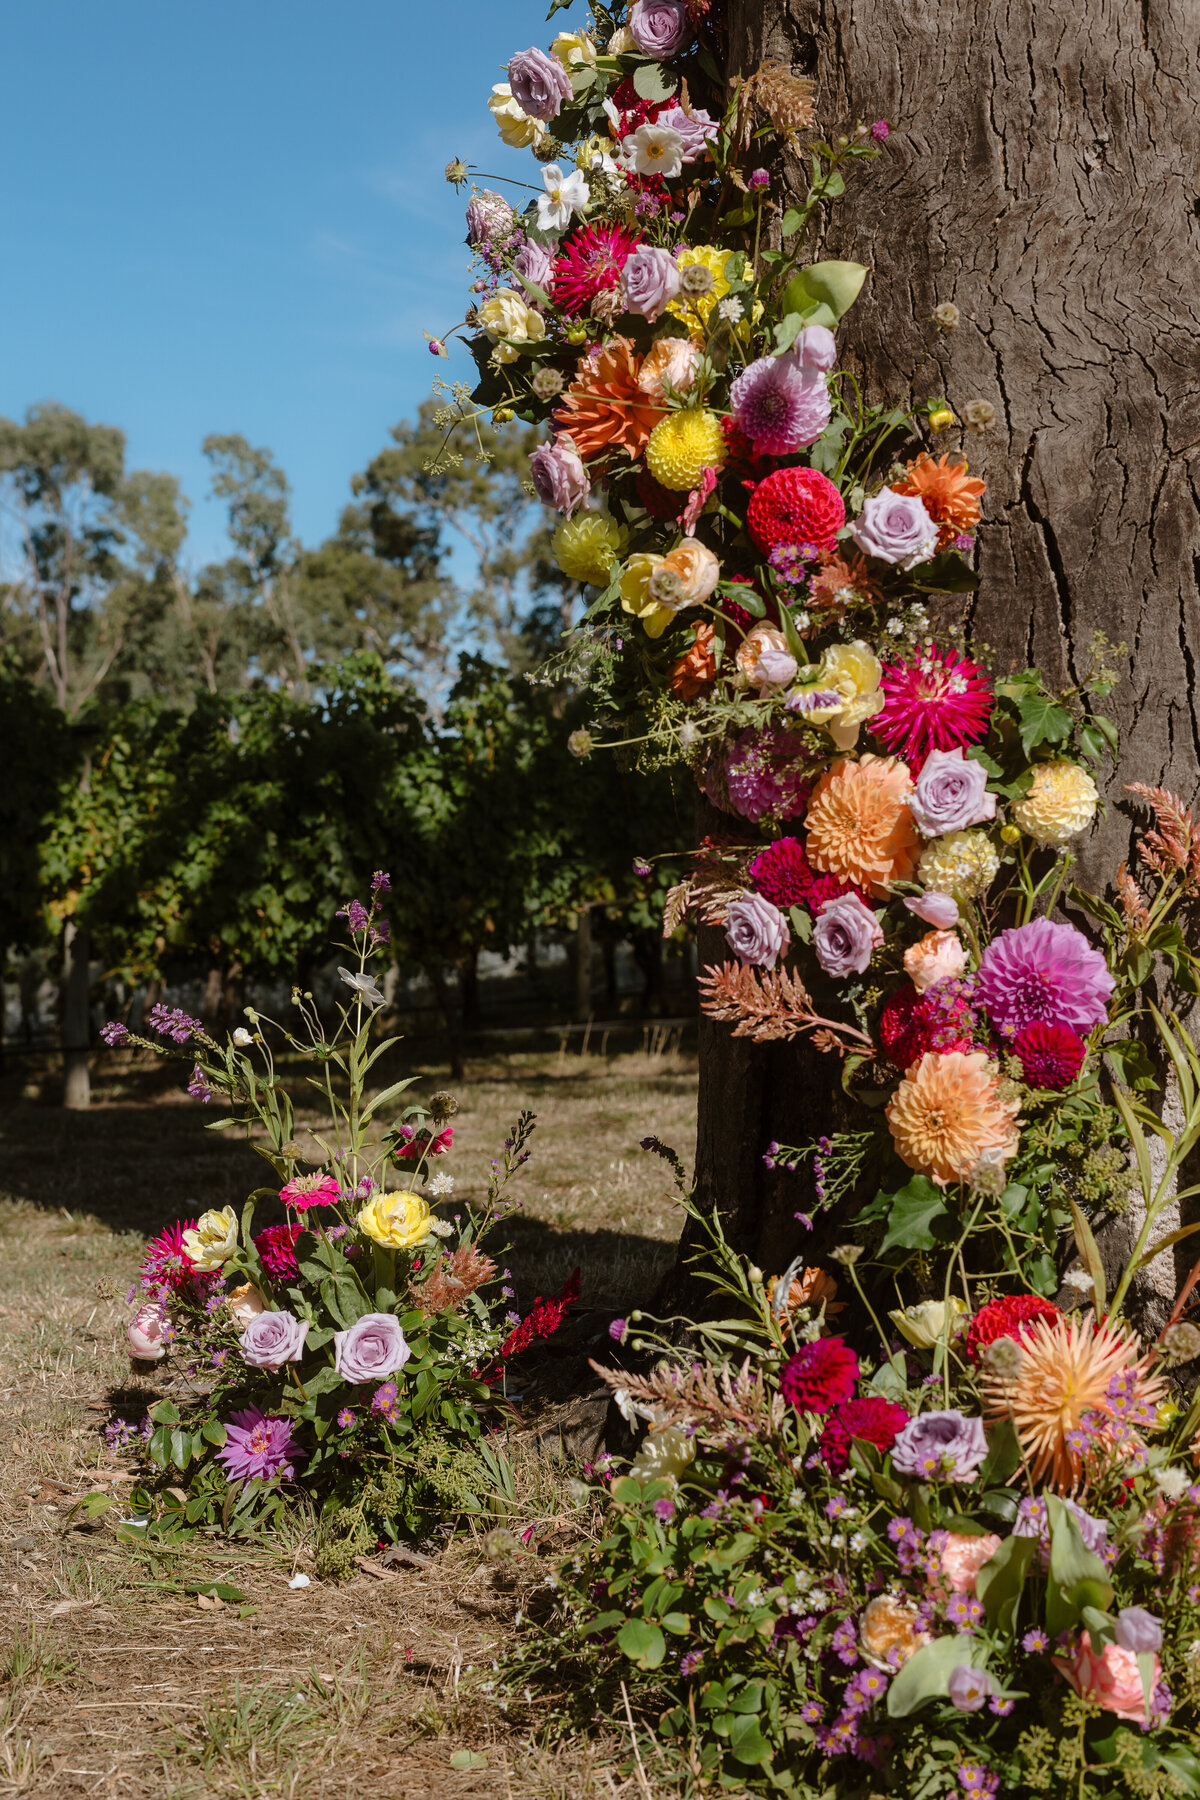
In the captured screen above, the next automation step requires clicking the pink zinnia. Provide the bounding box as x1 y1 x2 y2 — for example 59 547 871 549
217 1406 301 1482
729 355 830 456
873 644 993 770
779 1337 859 1414
975 918 1114 1038
254 1223 305 1279
279 1173 342 1210
140 1220 198 1291
551 222 641 316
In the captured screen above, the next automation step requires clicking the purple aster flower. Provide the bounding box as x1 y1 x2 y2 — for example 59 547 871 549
1022 1627 1050 1654
217 1407 301 1481
337 1408 356 1430
800 1698 823 1724
100 1021 130 1046
729 355 831 456
679 1648 703 1676
371 1381 400 1423
831 1618 859 1665
988 1695 1015 1716
975 917 1114 1038
957 1762 999 1798
945 1594 984 1631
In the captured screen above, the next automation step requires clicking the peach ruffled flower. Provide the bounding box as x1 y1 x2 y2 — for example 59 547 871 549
937 1531 1001 1594
768 1266 844 1317
805 754 919 897
858 1593 931 1669
636 336 700 399
891 453 985 548
669 622 717 698
887 1049 1020 1188
652 537 720 605
1054 1632 1160 1722
903 929 969 994
554 337 663 462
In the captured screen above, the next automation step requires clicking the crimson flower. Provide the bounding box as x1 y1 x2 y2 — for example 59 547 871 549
820 1396 910 1472
779 1337 859 1414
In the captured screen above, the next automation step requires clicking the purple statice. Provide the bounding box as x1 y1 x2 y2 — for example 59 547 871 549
371 1381 400 1424
187 1064 215 1103
148 1004 203 1044
679 1648 703 1677
369 918 390 947
830 1618 859 1665
339 899 370 934
954 533 975 552
100 1021 130 1046
1022 1627 1050 1654
216 1408 301 1481
337 1408 356 1430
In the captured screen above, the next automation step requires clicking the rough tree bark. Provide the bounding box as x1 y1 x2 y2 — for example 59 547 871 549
690 0 1200 1308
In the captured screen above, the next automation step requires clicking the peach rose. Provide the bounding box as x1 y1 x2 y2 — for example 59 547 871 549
226 1282 267 1328
649 537 720 607
859 1593 932 1669
937 1531 1002 1594
637 336 700 398
1054 1631 1159 1723
903 929 969 994
736 624 798 690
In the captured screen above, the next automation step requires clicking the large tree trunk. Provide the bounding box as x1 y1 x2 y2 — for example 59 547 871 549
690 0 1200 1308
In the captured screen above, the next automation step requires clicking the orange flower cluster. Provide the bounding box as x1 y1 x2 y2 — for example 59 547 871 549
553 337 663 462
892 453 985 548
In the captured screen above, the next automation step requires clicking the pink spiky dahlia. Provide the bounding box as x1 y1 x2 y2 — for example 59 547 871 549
873 644 993 770
551 223 642 315
141 1219 198 1291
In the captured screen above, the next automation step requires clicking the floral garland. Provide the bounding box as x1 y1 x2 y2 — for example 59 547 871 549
438 4 1200 1793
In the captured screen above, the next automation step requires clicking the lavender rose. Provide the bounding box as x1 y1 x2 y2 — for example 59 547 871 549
239 1308 309 1372
513 237 556 292
1116 1607 1163 1654
506 47 573 121
784 324 838 372
333 1312 411 1385
813 893 884 978
725 893 790 968
621 244 681 322
465 189 513 247
529 440 590 517
891 1409 988 1483
909 747 996 837
905 891 960 928
850 490 939 570
654 103 718 162
629 0 692 57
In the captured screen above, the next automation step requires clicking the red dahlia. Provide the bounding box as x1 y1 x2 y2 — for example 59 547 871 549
551 222 642 316
747 466 846 556
1014 1020 1087 1090
779 1336 859 1414
965 1293 1062 1363
254 1223 305 1280
819 1396 910 1472
879 982 976 1069
635 468 683 521
749 835 861 916
872 644 993 770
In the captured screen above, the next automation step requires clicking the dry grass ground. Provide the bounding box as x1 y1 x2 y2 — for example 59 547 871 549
0 1046 698 1799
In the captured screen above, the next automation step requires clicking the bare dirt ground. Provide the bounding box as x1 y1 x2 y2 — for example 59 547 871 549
0 1047 698 1799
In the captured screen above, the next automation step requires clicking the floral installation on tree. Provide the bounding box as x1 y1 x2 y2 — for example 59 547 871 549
90 875 576 1567
431 0 1200 1791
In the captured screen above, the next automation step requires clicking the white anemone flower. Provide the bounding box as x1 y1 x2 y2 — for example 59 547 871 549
338 967 385 1008
537 163 590 232
620 123 685 180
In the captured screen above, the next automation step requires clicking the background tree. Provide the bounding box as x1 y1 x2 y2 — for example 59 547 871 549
688 0 1200 1313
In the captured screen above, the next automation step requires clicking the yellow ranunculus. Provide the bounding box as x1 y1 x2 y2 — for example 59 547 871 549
887 1296 968 1349
551 28 597 68
487 83 549 150
666 245 732 330
619 552 674 638
477 288 546 352
819 640 885 750
182 1206 238 1271
357 1190 431 1251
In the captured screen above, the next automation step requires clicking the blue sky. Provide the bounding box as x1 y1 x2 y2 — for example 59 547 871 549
0 0 553 568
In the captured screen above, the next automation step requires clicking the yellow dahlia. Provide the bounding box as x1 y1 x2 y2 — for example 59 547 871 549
645 409 727 491
553 514 622 585
1011 760 1099 845
982 1312 1167 1493
886 1049 1020 1188
918 829 1000 899
666 244 731 330
805 754 919 897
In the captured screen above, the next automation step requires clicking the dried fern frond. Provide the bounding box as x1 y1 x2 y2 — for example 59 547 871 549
662 837 757 937
1116 862 1152 935
589 1355 786 1445
698 960 874 1053
754 61 817 139
410 1243 497 1314
1127 782 1200 886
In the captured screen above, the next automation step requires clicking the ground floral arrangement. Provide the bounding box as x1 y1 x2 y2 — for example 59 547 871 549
431 0 1200 1793
91 875 577 1571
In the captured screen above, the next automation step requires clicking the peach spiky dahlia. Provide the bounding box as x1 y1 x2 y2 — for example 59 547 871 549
553 337 662 463
891 453 985 548
982 1312 1167 1493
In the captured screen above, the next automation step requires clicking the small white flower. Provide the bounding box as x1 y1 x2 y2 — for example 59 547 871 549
1154 1465 1190 1501
829 1533 846 1550
849 1531 867 1552
717 296 744 323
428 1218 453 1238
1062 1267 1095 1293
288 1573 310 1590
233 1027 253 1047
537 163 590 232
426 1171 455 1197
620 122 685 180
338 967 385 1008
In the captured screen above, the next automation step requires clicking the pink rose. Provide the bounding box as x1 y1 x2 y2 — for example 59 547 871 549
736 624 798 690
621 245 682 322
903 929 969 994
937 1531 1002 1594
128 1303 166 1362
1054 1631 1160 1722
530 440 590 517
905 891 960 928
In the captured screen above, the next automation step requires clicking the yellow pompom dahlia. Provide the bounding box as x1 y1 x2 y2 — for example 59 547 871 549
917 829 1000 899
1011 759 1099 845
552 513 622 584
645 409 726 492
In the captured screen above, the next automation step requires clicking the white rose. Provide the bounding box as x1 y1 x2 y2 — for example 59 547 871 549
181 1205 238 1271
477 288 547 349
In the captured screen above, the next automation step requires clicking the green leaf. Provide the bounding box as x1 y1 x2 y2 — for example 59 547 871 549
149 1400 180 1426
910 549 980 593
772 312 805 356
1105 1039 1159 1091
632 61 677 101
887 1635 985 1717
782 260 867 321
1046 1495 1113 1636
201 1419 227 1447
728 1712 772 1766
877 1176 952 1256
976 1534 1035 1631
1017 697 1074 756
617 1618 666 1669
448 1750 489 1771
661 1611 691 1635
187 1581 248 1602
1067 1196 1107 1317
976 1417 1022 1489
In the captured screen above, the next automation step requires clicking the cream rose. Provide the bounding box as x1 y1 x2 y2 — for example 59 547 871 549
226 1282 267 1327
903 929 969 994
619 552 674 638
648 537 719 609
818 640 885 750
550 28 597 67
487 83 549 150
181 1206 238 1271
887 1295 968 1349
477 289 546 363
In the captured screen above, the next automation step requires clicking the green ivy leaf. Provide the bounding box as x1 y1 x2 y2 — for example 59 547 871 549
1017 696 1074 756
877 1176 952 1256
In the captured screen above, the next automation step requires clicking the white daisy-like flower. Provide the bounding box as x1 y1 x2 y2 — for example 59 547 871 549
338 967 385 1008
1154 1465 1190 1501
620 122 685 180
537 163 590 232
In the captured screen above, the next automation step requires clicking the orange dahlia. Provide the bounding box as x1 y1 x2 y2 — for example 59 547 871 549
805 754 919 897
669 621 717 699
553 337 663 463
891 453 985 548
886 1049 1020 1187
769 1266 844 1318
982 1312 1167 1493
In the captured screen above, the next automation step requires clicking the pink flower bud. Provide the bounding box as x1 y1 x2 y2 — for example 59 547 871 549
128 1304 166 1362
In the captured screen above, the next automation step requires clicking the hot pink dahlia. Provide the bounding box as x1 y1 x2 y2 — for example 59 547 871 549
820 1396 910 1472
253 1222 305 1279
140 1220 198 1291
780 1336 859 1414
1014 1020 1087 1089
975 918 1115 1038
216 1406 301 1482
551 223 642 316
873 644 993 770
729 355 830 456
279 1173 342 1210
